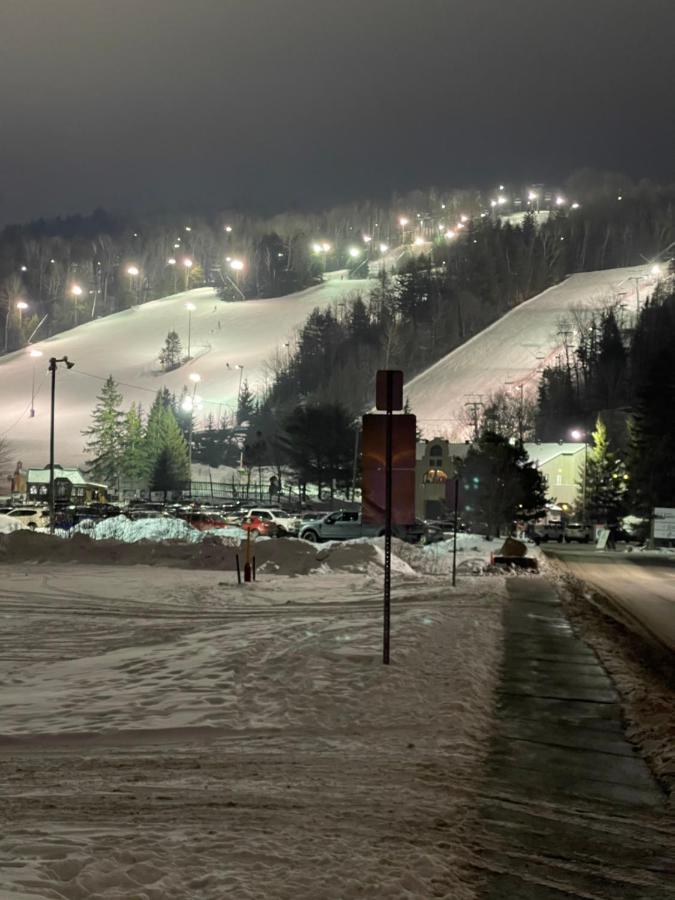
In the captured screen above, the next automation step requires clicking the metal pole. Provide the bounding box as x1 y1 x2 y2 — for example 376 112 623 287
452 477 459 587
48 358 56 533
582 441 588 519
383 377 393 665
187 309 192 360
351 424 360 499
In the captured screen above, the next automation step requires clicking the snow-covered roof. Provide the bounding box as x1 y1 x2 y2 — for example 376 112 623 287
524 443 586 467
27 467 87 485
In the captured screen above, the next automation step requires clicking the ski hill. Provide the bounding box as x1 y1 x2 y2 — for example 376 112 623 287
0 276 369 469
405 264 657 440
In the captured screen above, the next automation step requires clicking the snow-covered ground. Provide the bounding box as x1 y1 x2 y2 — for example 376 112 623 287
0 277 369 470
0 542 507 899
405 264 658 440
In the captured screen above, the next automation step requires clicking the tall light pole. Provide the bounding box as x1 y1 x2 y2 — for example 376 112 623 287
70 285 83 325
571 428 588 520
185 302 196 359
126 265 140 304
167 257 177 293
183 257 193 291
505 381 525 443
29 348 43 417
16 300 28 330
182 372 201 474
48 356 75 532
398 216 409 245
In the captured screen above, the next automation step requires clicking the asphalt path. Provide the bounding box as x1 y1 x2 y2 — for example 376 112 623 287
544 543 675 653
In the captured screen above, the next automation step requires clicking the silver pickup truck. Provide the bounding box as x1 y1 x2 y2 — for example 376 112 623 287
298 510 441 544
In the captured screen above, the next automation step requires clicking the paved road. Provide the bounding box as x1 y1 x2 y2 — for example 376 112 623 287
544 543 675 653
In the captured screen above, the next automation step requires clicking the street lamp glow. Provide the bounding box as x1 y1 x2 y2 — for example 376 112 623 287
490 199 497 208
399 216 409 226
445 230 456 239
348 247 361 258
225 225 233 233
185 226 192 232
16 300 29 310
497 196 507 205
650 264 662 276
311 242 322 253
185 302 196 311
230 259 244 271
413 237 425 246
570 202 580 209
70 286 83 297
189 372 201 383
379 243 389 253
455 222 465 230
528 191 538 202
363 235 372 243
127 265 139 276
183 258 193 268
20 265 27 272
460 214 468 223
555 195 565 206
30 348 43 358
570 429 584 441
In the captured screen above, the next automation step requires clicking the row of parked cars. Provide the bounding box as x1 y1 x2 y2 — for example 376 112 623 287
0 499 445 545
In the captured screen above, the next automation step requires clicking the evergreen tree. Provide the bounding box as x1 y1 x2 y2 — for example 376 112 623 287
236 379 256 425
461 432 547 536
581 416 627 522
159 330 183 371
149 406 190 495
82 375 125 487
281 403 355 500
120 403 146 481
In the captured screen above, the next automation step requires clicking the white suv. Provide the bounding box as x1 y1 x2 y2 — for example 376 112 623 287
6 507 50 529
240 508 300 536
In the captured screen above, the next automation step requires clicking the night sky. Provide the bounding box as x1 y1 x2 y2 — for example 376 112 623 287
1 0 674 225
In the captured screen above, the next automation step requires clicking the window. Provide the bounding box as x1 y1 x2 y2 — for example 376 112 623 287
429 444 444 468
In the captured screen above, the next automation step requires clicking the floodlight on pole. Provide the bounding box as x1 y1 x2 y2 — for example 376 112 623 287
183 257 193 291
29 348 43 417
185 302 196 359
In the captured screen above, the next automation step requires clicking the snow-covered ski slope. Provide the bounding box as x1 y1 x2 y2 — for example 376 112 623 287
406 264 658 440
0 277 369 467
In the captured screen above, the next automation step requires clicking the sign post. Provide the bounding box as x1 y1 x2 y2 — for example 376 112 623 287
374 370 404 664
452 477 459 587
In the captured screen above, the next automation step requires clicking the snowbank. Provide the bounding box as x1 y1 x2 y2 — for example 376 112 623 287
71 514 246 544
0 514 25 535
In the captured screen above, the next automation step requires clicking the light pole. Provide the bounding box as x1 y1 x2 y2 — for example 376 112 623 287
16 300 28 330
505 381 525 443
167 257 177 293
182 372 201 473
126 266 140 304
183 258 193 291
571 428 588 520
185 302 196 360
29 348 43 417
398 217 409 245
70 285 83 325
48 356 75 532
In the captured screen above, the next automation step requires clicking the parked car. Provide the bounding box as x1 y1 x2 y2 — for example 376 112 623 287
4 507 50 529
177 509 230 531
241 514 279 538
528 522 564 545
240 508 300 536
299 510 441 545
563 522 594 543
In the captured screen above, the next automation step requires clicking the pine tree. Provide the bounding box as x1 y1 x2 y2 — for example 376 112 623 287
147 405 190 494
120 403 146 481
159 330 183 371
236 379 256 425
580 416 627 522
82 375 125 487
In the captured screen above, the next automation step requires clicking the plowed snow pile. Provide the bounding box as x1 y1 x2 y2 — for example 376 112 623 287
72 514 245 543
0 514 25 534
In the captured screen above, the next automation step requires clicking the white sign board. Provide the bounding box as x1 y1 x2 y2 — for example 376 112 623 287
653 507 675 540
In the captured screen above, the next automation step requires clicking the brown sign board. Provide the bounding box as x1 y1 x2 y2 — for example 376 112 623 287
361 413 416 525
375 369 404 411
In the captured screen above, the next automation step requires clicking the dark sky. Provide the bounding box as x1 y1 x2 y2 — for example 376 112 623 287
1 0 674 225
